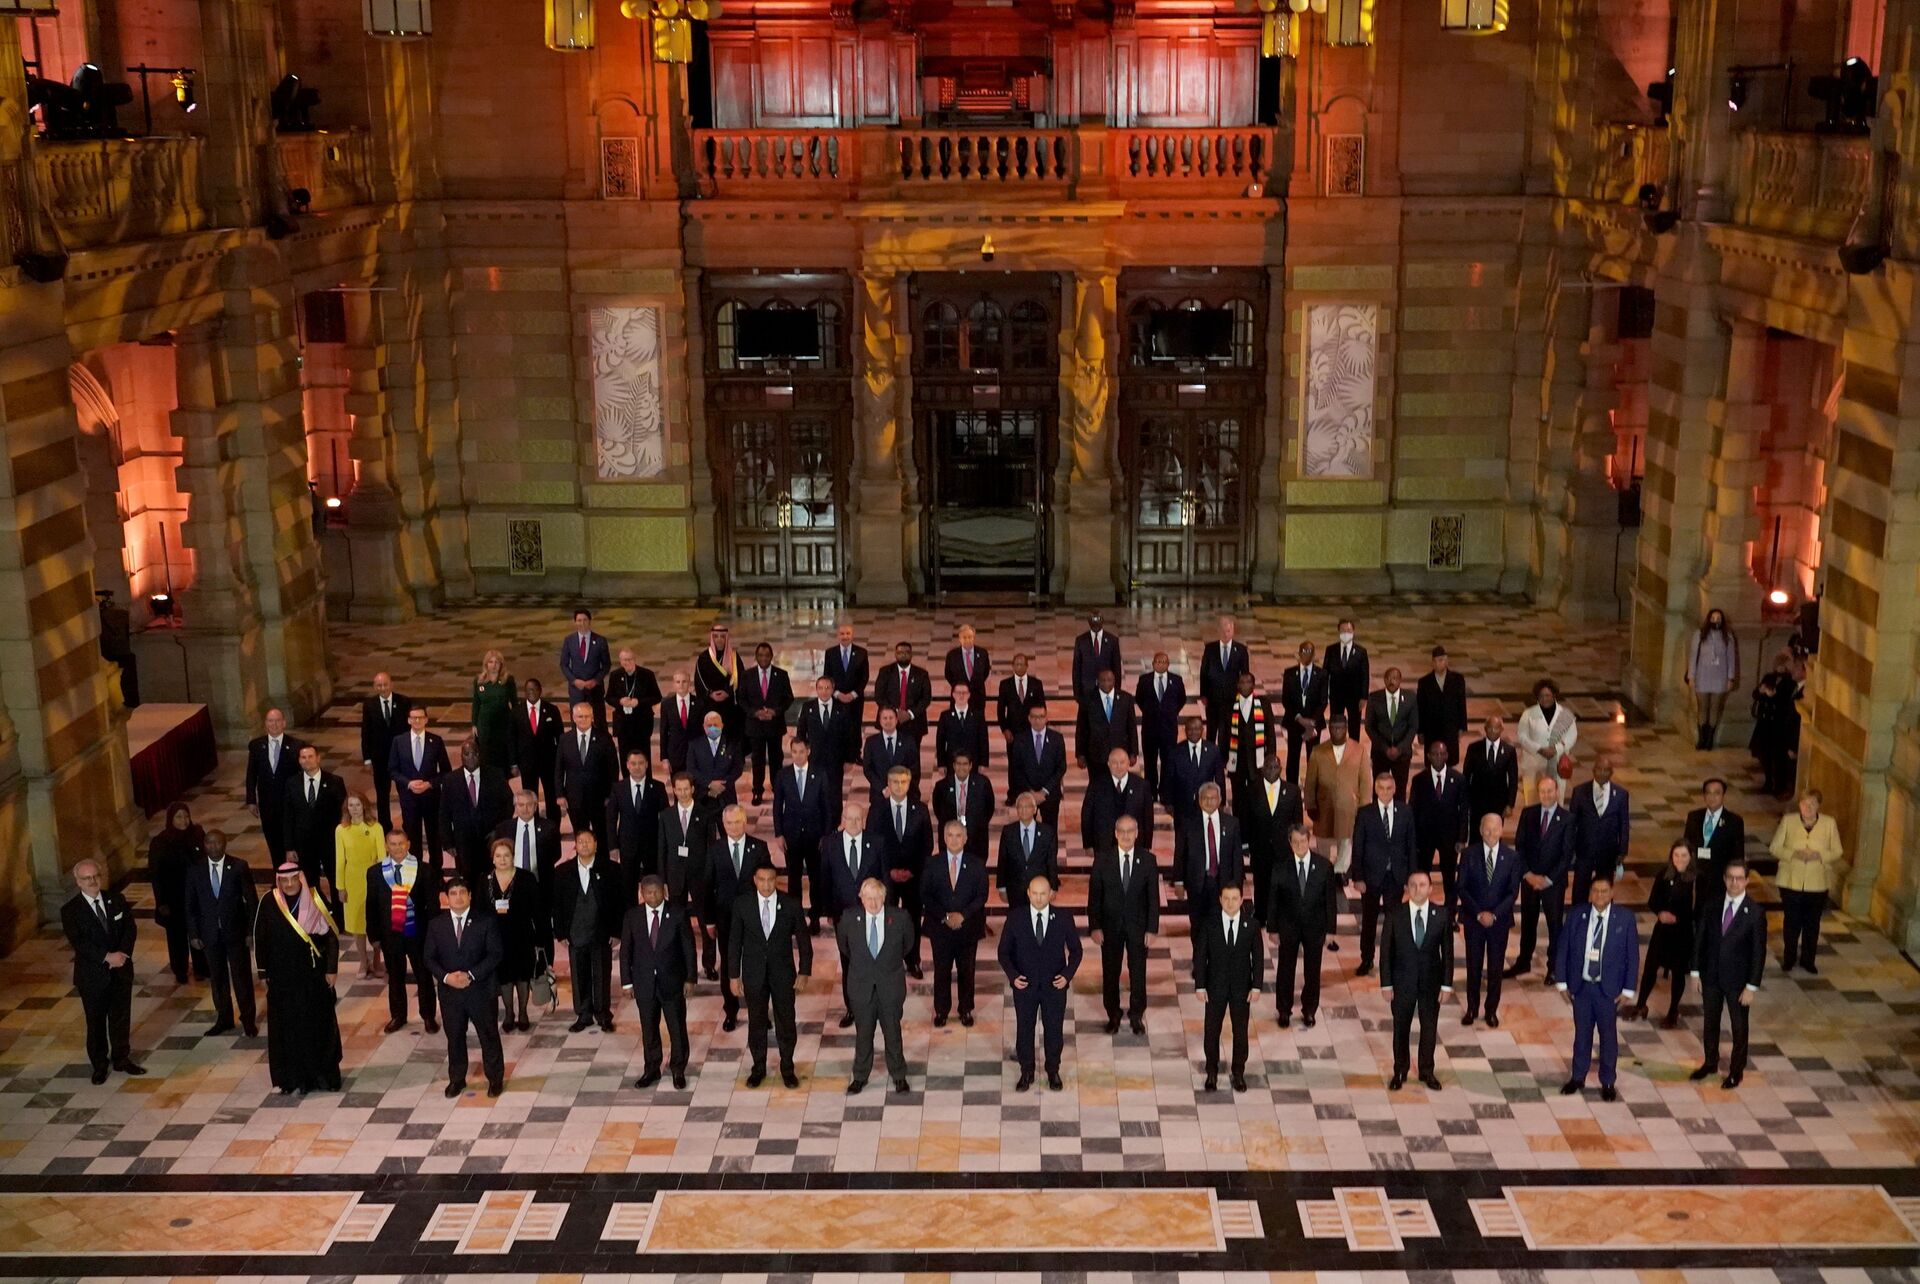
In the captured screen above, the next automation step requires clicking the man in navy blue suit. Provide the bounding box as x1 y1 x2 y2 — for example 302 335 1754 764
998 874 1083 1092
1556 873 1638 1101
1458 811 1521 1028
389 706 450 864
922 821 989 1028
1133 651 1186 802
559 607 612 723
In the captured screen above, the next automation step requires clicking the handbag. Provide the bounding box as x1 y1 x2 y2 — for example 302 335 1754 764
1556 753 1575 779
529 947 558 1010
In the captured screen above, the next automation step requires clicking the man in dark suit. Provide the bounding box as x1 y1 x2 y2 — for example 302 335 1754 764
1195 882 1262 1092
703 805 774 1029
1324 619 1370 741
1461 714 1519 834
558 607 612 722
861 706 918 808
995 653 1047 766
658 671 700 777
655 775 709 951
244 708 304 868
389 707 450 864
1134 651 1186 802
923 821 989 1028
1410 741 1469 901
771 736 832 930
1459 812 1522 1028
549 830 624 1033
1508 774 1574 983
283 745 346 897
840 877 914 1094
820 802 880 1027
872 641 933 743
360 673 412 831
1690 858 1767 1089
494 788 562 881
796 674 848 814
934 683 990 772
1220 671 1276 814
1087 814 1160 1035
998 875 1083 1092
184 829 258 1036
558 702 618 852
869 768 932 978
731 864 813 1089
510 678 564 820
607 648 663 770
424 876 505 1098
1380 869 1453 1090
997 793 1059 901
1363 667 1419 799
440 739 513 884
1177 783 1243 940
607 749 668 877
1165 715 1226 825
62 860 143 1083
687 710 745 830
738 642 793 805
1071 612 1123 707
1415 646 1469 766
366 829 443 1033
1007 703 1068 828
1199 615 1249 742
823 622 870 765
942 624 991 709
1265 824 1340 1028
1350 771 1416 977
1076 669 1138 779
1278 641 1330 784
621 874 697 1089
1682 778 1746 879
1556 873 1639 1101
1081 748 1153 856
1568 755 1631 906
932 750 994 863
1242 755 1304 925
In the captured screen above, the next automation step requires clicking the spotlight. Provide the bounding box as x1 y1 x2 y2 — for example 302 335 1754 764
148 592 175 619
1768 588 1791 606
171 68 197 113
288 187 313 214
1728 70 1747 112
270 73 321 132
14 251 67 282
42 63 134 138
1839 241 1888 275
1808 58 1875 134
1645 70 1674 126
325 496 343 509
979 234 995 264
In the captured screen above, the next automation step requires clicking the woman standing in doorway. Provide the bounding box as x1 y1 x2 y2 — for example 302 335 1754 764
1686 608 1740 749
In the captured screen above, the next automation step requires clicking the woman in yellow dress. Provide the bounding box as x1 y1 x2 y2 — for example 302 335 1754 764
335 791 387 978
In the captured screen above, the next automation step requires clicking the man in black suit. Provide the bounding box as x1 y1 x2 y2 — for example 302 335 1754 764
1087 814 1160 1035
995 653 1046 766
703 805 774 1029
1076 669 1138 779
821 802 880 1027
1364 667 1419 799
731 863 813 1088
365 829 443 1034
494 788 562 881
840 877 914 1094
1221 670 1276 814
440 739 513 884
389 706 450 864
607 749 668 877
1134 651 1186 802
1265 824 1340 1028
1508 774 1574 983
360 673 412 831
872 641 933 743
934 683 990 772
1415 646 1469 767
656 775 709 953
1071 612 1123 707
997 792 1059 900
1351 771 1416 977
1380 869 1453 1090
510 678 564 821
1195 882 1262 1092
738 641 793 805
796 674 848 814
923 820 989 1027
1165 715 1226 825
942 623 991 708
824 622 870 765
283 745 346 899
1682 777 1746 879
1242 755 1304 925
870 768 931 978
1007 703 1068 828
1177 783 1243 940
62 860 144 1083
1410 740 1469 902
1461 714 1519 830
1459 812 1522 1028
932 750 994 863
998 875 1083 1092
558 701 618 851
1568 755 1631 906
658 671 700 777
771 736 832 930
424 876 505 1098
687 709 746 832
621 874 696 1089
608 647 663 770
1199 615 1249 742
245 708 303 868
1690 858 1767 1089
184 829 258 1036
861 706 918 808
1081 747 1153 856
558 607 612 723
1279 641 1330 784
1324 618 1370 740
549 830 624 1033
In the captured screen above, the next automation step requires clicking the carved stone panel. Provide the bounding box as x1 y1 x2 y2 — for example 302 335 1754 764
591 306 666 479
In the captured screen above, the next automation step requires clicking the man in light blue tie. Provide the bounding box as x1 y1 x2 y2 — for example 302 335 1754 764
838 877 913 1095
1076 668 1138 782
1556 872 1639 1101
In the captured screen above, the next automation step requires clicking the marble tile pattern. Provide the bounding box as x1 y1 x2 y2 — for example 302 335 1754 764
0 1191 360 1255
1502 1184 1920 1250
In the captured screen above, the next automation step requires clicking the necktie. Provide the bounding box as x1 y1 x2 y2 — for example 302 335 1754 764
964 649 973 676
1298 857 1309 888
895 802 905 838
581 635 588 659
1585 910 1603 982
454 915 465 944
1414 907 1426 946
1034 730 1044 759
1122 851 1132 887
1022 825 1033 855
1388 692 1397 721
649 908 659 946
1115 776 1125 796
950 853 960 886
957 779 966 814
1035 910 1046 938
1192 744 1200 767
1227 915 1235 948
1206 817 1219 880
1018 677 1025 700
1157 674 1165 700
679 807 689 833
733 841 743 875
1384 805 1393 838
1598 787 1609 814
383 697 391 721
848 839 860 875
898 670 908 712
885 735 895 756
1722 900 1736 933
1486 846 1497 879
308 776 316 804
1541 807 1552 833
413 734 422 769
269 739 279 772
468 772 478 805
796 769 806 796
761 898 774 938
761 669 770 697
869 912 882 958
93 896 108 930
1103 693 1112 719
1704 812 1717 842
1303 665 1312 688
530 703 538 732
210 861 221 896
579 732 589 758
519 823 532 870
842 645 850 668
680 695 688 722
1434 771 1442 793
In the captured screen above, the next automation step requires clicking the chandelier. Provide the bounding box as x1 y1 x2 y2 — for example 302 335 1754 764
620 0 724 65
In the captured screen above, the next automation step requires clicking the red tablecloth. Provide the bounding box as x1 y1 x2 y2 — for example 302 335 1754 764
130 705 217 815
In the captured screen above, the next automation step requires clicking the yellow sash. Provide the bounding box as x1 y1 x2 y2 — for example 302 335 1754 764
273 888 339 965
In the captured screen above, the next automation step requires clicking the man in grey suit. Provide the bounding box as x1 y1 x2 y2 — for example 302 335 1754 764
838 877 914 1095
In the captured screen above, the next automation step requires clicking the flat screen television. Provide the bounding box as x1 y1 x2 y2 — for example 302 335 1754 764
1146 307 1234 362
736 306 821 361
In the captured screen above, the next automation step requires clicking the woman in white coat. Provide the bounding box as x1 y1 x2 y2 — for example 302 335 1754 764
1685 607 1740 749
1516 678 1578 802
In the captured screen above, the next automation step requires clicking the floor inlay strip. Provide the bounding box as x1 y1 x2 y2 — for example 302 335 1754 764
1502 1184 1920 1250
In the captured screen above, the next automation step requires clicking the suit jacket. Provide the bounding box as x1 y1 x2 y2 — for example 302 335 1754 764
738 665 795 741
942 645 992 706
559 728 619 820
1380 899 1454 997
365 859 445 946
931 771 995 860
1081 771 1153 853
1242 775 1305 867
997 902 1083 985
871 663 933 739
730 891 813 983
1364 688 1419 766
1076 687 1139 767
687 734 745 807
1558 901 1638 998
1693 892 1767 990
184 853 258 945
921 850 990 938
439 767 513 860
244 734 305 812
1324 640 1370 709
861 731 919 806
1515 802 1575 884
558 630 612 693
1006 727 1068 805
839 904 914 1009
282 770 347 879
868 797 934 880
62 889 137 994
510 698 564 779
1219 694 1276 775
1086 846 1161 936
702 835 773 928
1304 742 1367 840
823 643 871 720
491 815 562 881
652 805 707 905
360 694 414 767
1351 801 1417 890
1198 639 1250 719
997 819 1060 894
607 774 669 870
934 706 991 771
771 763 832 846
1164 738 1226 814
389 731 451 809
820 830 884 920
620 900 696 998
995 673 1047 738
1134 670 1187 745
424 910 502 998
1266 850 1340 938
1177 810 1244 893
1458 841 1523 925
1194 906 1262 996
1569 781 1632 871
795 697 846 772
1683 807 1747 870
548 856 625 942
1279 663 1331 736
1461 737 1520 825
1071 631 1124 703
1415 670 1470 746
1410 766 1469 854
607 664 663 745
658 692 700 773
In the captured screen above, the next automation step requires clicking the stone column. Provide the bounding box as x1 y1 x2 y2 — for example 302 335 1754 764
196 0 276 231
849 268 913 605
1056 269 1119 606
337 287 416 623
681 267 722 596
1248 264 1288 595
1693 317 1769 718
1558 290 1634 621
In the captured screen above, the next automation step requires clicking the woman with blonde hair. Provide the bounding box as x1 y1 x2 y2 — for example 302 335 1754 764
1769 789 1844 975
473 648 517 773
1686 608 1740 749
335 791 386 977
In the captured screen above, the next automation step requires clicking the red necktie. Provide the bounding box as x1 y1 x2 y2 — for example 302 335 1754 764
529 704 538 732
761 670 770 697
581 635 588 660
964 651 973 677
680 696 688 721
898 671 908 711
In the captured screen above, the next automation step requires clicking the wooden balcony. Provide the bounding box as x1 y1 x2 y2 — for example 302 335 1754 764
1731 130 1872 242
690 124 1279 202
276 128 377 213
1590 122 1671 204
33 135 210 250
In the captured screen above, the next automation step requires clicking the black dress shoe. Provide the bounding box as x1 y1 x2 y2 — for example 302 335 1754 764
90 1068 108 1085
1484 1014 1500 1029
114 1061 146 1076
1420 1073 1442 1091
383 1017 407 1034
1600 1085 1618 1102
1388 1074 1406 1090
1204 1075 1218 1092
704 967 719 982
1801 962 1819 975
907 964 923 980
838 1013 854 1028
1277 1015 1291 1029
1721 1073 1741 1090
1231 1074 1248 1093
1047 1071 1063 1091
1103 1017 1120 1034
847 1078 866 1095
1688 1065 1716 1081
751 795 764 807
934 1014 949 1029
243 1025 258 1038
746 1069 766 1088
1016 1072 1033 1092
636 1070 661 1089
892 1077 910 1093
1301 1015 1317 1029
598 1017 616 1033
486 1081 503 1098
1461 1012 1477 1027
961 1013 975 1028
672 1073 687 1090
722 1015 738 1033
1129 1018 1144 1035
1353 964 1372 978
1501 963 1527 979
207 1022 236 1037
1559 1079 1582 1095
423 1020 439 1035
568 1016 593 1033
444 1082 464 1098
781 1069 799 1089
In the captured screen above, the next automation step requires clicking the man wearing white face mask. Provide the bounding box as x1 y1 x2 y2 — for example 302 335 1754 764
1325 618 1370 745
688 711 744 832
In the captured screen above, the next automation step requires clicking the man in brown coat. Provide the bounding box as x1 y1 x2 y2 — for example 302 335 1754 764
1304 715 1366 874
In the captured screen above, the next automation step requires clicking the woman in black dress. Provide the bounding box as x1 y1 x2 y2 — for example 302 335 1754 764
1632 840 1703 1028
486 838 550 1030
1749 650 1802 797
147 803 207 984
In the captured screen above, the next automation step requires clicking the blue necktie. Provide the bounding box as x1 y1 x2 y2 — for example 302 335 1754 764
868 913 882 959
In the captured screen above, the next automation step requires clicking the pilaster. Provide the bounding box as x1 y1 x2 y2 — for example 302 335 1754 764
337 288 416 623
1057 269 1119 606
849 268 913 605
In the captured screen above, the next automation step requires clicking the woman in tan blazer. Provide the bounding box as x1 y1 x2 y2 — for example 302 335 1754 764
1304 715 1368 874
1768 789 1844 975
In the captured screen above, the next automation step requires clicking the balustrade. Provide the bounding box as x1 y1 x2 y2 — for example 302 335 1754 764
276 128 376 213
1732 130 1872 242
33 135 210 249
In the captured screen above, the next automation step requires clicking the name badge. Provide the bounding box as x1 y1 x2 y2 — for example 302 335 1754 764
1695 847 1712 865
678 844 689 857
495 899 511 913
1587 947 1602 962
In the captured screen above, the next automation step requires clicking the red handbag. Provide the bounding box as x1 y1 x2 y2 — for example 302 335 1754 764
1556 753 1575 779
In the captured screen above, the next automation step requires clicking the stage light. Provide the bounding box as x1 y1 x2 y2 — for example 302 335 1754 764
171 69 197 113
148 593 175 619
1728 70 1747 112
1808 58 1876 134
271 74 320 132
1769 588 1791 606
325 496 343 509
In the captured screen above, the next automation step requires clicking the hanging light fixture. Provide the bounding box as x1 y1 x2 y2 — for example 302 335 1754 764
1439 0 1507 34
0 0 60 13
362 0 431 38
547 0 596 51
1250 0 1296 57
619 0 723 65
1325 0 1372 45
